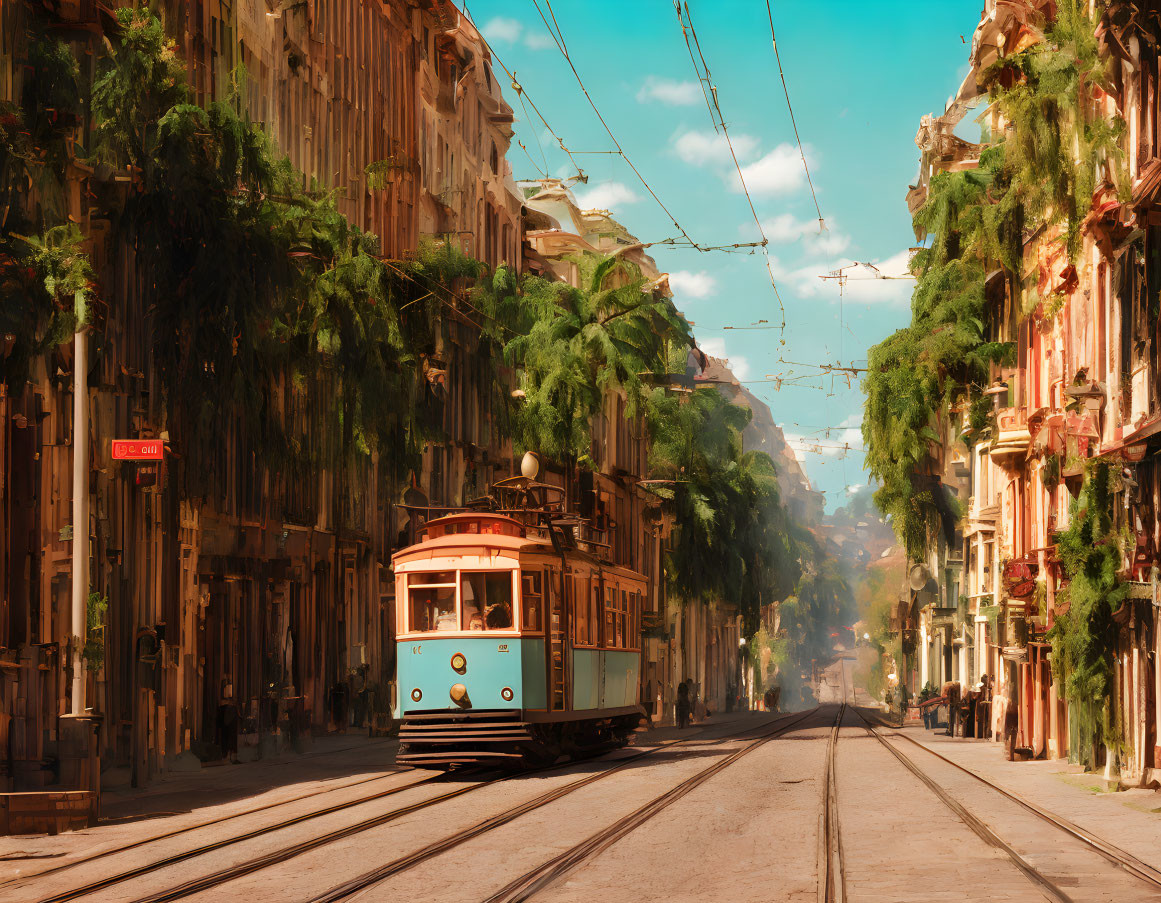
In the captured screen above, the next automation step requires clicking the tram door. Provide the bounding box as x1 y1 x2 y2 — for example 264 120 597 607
547 567 568 709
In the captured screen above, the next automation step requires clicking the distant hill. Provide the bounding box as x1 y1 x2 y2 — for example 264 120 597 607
698 355 823 526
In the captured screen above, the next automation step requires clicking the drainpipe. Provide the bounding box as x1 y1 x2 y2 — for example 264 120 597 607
71 326 89 714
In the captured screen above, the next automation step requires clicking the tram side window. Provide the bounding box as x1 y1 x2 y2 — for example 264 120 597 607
408 572 456 632
573 576 590 645
521 570 543 632
620 590 629 649
590 582 601 646
604 585 617 649
461 571 514 630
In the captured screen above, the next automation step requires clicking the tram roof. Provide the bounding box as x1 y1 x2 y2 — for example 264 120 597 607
391 532 541 565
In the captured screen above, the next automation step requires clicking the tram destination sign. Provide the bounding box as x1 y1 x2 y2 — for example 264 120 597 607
111 439 164 461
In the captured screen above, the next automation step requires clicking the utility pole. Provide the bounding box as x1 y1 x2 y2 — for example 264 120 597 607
71 326 88 714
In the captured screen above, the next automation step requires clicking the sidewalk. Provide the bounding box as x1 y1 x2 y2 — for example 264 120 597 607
635 707 800 746
99 732 401 824
894 724 1161 871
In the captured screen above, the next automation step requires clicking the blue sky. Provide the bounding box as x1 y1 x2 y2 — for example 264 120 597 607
468 0 981 511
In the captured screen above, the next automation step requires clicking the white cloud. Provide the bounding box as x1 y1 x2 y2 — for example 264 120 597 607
772 248 912 306
572 181 640 211
699 337 751 381
482 16 523 43
760 214 850 256
524 32 556 50
764 213 816 243
780 430 859 459
669 270 717 299
673 129 759 166
637 77 702 106
735 143 814 195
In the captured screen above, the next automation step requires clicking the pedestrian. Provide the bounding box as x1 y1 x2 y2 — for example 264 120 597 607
217 676 239 764
676 681 691 729
686 677 700 722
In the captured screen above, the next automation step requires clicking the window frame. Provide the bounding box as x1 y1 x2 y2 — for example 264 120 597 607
402 567 522 637
520 568 544 635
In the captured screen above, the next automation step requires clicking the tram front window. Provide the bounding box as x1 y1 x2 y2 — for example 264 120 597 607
408 572 456 632
461 572 514 630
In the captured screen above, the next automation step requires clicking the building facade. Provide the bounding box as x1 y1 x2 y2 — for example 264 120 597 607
896 0 1161 784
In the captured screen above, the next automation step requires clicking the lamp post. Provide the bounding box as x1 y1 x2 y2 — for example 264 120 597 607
71 325 88 715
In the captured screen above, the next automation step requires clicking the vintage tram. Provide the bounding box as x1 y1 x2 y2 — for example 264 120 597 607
394 480 646 767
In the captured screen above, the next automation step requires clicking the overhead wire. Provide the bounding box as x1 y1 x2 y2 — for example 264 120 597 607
765 0 823 228
528 0 707 256
456 3 588 183
516 91 550 176
675 1 786 337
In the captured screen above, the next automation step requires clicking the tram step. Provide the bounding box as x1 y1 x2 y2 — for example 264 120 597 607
402 710 522 722
399 728 531 742
396 750 527 763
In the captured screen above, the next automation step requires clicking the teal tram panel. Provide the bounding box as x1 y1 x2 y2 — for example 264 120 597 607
397 637 526 715
571 649 601 710
601 650 639 709
520 638 547 710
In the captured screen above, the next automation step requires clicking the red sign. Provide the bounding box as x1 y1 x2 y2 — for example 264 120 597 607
1003 556 1038 599
111 440 164 461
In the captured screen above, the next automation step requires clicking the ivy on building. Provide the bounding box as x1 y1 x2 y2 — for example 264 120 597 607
863 0 1123 559
1047 461 1127 769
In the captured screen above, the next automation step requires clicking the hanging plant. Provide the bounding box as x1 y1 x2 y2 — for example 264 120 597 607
1041 451 1062 491
82 591 108 672
1047 461 1127 769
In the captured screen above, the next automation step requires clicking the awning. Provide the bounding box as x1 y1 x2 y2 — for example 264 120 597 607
1100 416 1161 458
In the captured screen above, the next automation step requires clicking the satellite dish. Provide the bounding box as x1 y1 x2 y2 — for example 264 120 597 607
520 451 540 480
908 564 931 592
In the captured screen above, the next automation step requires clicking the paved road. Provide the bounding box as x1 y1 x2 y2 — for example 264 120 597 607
5 705 1161 902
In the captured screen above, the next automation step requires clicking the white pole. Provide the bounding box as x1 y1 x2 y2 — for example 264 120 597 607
71 327 89 714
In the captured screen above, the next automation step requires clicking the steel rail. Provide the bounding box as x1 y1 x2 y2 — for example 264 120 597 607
818 703 846 903
304 708 820 902
27 770 466 903
475 706 827 903
851 707 1073 903
4 768 431 890
107 711 815 903
882 726 1161 892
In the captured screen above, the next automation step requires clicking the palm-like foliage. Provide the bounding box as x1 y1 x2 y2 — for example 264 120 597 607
863 1 1119 561
504 257 690 462
645 387 804 633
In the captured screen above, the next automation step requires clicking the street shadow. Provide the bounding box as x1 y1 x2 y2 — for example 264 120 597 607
97 740 415 825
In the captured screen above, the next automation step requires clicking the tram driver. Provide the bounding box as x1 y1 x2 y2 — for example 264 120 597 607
461 572 514 630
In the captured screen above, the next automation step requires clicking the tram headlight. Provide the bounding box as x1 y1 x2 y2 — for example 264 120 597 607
410 688 422 702
501 687 514 702
450 652 467 674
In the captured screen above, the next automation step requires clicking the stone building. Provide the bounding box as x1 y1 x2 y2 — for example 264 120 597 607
0 0 525 791
897 0 1161 783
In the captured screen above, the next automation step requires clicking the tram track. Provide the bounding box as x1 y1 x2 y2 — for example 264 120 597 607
160 709 818 903
22 769 469 903
874 718 1161 895
817 704 846 903
851 707 1077 903
1 767 435 890
17 710 811 903
469 707 826 903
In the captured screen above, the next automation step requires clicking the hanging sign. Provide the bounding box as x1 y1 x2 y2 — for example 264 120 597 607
111 439 164 461
1003 556 1038 599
